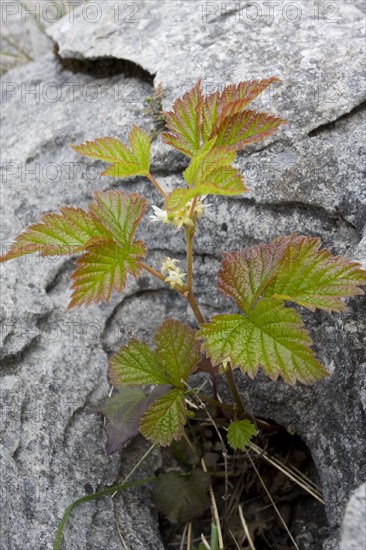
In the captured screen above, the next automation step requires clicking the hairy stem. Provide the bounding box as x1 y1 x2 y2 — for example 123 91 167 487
146 173 167 198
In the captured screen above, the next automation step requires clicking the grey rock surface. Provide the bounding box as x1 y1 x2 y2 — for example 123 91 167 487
1 1 366 549
340 482 366 550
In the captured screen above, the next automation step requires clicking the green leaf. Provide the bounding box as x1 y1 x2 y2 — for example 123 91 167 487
165 142 247 212
152 469 211 523
212 110 286 151
0 207 109 262
264 236 366 312
154 319 201 386
216 77 281 117
161 80 203 157
89 190 147 247
71 125 151 178
109 319 201 388
139 388 187 446
199 298 329 384
109 340 168 386
69 238 146 308
227 419 257 451
219 235 366 314
218 235 294 314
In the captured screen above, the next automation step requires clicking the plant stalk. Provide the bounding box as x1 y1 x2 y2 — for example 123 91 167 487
224 367 245 416
146 173 167 198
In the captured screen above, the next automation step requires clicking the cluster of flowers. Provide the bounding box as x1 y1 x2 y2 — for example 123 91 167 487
149 196 210 289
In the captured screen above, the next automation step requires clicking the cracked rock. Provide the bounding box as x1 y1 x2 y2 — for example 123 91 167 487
1 2 365 549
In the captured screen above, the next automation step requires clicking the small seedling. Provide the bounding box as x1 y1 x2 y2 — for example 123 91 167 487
2 78 365 548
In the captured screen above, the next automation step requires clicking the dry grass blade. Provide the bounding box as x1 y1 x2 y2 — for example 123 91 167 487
246 450 300 550
112 442 157 498
229 529 242 549
187 522 192 550
180 523 188 550
249 443 324 503
238 504 256 550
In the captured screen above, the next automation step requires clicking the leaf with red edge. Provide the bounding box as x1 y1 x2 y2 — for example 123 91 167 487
161 80 203 157
217 77 280 116
212 110 286 151
69 238 146 308
89 190 147 247
71 125 151 178
218 235 366 314
0 207 109 263
199 299 329 385
218 235 295 314
264 236 366 312
165 141 247 212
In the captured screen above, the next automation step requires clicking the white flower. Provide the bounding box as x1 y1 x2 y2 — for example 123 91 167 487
195 195 212 218
161 257 180 275
149 205 170 224
164 267 186 289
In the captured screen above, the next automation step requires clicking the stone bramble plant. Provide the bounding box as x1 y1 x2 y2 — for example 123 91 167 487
1 78 366 545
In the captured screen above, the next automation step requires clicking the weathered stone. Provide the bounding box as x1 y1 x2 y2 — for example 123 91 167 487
340 482 366 550
1 1 365 548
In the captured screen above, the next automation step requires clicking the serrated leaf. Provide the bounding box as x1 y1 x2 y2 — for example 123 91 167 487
201 91 219 141
199 298 329 384
217 77 280 117
0 207 109 262
218 235 295 314
212 110 286 151
154 319 201 386
152 469 211 523
89 190 147 247
265 236 366 312
71 125 151 178
161 80 203 157
139 388 187 446
227 419 257 451
109 340 168 386
91 385 170 455
165 142 247 212
109 319 201 388
219 236 366 314
69 238 146 308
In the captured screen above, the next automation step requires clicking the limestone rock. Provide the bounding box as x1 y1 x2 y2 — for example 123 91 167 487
1 1 365 548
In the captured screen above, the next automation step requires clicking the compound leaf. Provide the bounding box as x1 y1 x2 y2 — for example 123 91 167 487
69 238 146 308
161 80 203 158
219 235 366 314
165 142 247 212
152 469 211 523
109 319 200 388
139 388 187 446
212 110 286 151
227 419 257 451
89 190 147 247
265 236 366 312
218 236 295 314
109 340 168 386
0 207 109 262
199 298 329 384
215 77 281 118
154 319 201 386
71 125 151 178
